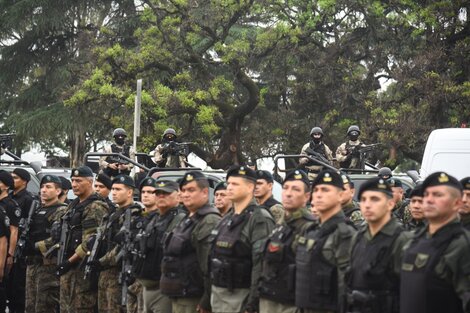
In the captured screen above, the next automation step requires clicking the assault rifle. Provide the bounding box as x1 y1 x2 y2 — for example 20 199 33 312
117 208 133 306
13 199 39 263
57 210 72 266
83 218 106 280
304 147 332 166
161 141 192 157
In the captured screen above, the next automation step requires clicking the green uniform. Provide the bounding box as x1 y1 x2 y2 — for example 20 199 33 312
210 199 275 313
460 213 470 231
392 200 411 225
342 201 364 229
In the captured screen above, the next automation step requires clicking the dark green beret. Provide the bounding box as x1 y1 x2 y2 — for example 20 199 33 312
40 175 62 186
59 176 72 190
70 166 94 178
283 169 310 187
0 170 14 189
256 170 274 183
156 180 179 193
311 169 344 189
139 177 157 191
226 165 257 182
13 168 31 182
358 177 393 199
409 184 424 198
96 173 112 190
214 181 227 193
387 178 402 188
180 171 208 188
460 177 470 191
112 174 135 188
422 172 462 192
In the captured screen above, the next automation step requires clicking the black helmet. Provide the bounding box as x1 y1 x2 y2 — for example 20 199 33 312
310 127 324 137
113 128 127 137
163 128 177 137
347 125 360 136
378 167 392 178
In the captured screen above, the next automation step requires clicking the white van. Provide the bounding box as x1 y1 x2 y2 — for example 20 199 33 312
420 128 470 180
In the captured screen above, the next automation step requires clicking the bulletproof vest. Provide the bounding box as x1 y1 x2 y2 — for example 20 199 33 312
210 205 259 290
346 225 403 313
258 223 297 304
104 143 131 177
400 223 465 313
160 205 219 297
12 188 33 219
339 141 359 168
295 215 351 311
105 203 142 252
27 203 64 255
134 208 185 281
308 141 327 158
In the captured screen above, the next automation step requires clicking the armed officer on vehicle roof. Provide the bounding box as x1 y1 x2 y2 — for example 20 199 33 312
210 165 275 313
400 172 470 313
345 177 411 313
255 170 284 223
259 169 315 313
0 171 13 312
154 128 187 168
25 175 67 313
295 169 356 313
56 166 108 313
299 127 333 179
160 171 221 313
378 167 393 180
336 125 364 169
458 177 470 230
340 174 364 229
100 128 135 178
133 178 185 313
404 184 426 231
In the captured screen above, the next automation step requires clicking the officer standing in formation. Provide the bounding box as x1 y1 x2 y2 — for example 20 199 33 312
59 176 72 204
56 166 108 313
295 169 356 313
210 166 274 313
25 174 68 313
299 127 334 179
100 128 135 178
254 170 284 223
340 174 364 228
259 169 315 313
336 125 364 169
160 171 221 313
94 173 115 211
387 178 411 224
400 172 470 313
405 184 426 231
213 182 231 216
346 177 411 313
459 177 470 230
0 171 13 312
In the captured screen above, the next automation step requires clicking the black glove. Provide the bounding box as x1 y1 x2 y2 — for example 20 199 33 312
86 259 103 272
50 221 62 243
56 260 73 276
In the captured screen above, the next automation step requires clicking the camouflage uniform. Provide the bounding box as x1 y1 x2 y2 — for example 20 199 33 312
59 196 108 313
335 140 363 169
342 201 365 229
26 201 68 313
127 281 143 313
154 143 186 168
259 197 284 224
392 200 412 225
300 142 334 180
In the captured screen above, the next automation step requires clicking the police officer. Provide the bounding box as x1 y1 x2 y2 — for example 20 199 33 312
299 127 334 179
255 170 284 223
458 177 470 230
400 172 470 313
100 128 135 178
378 167 393 180
133 179 185 313
340 174 364 228
405 184 426 231
59 176 72 204
387 178 411 224
160 171 221 313
295 169 356 313
94 173 115 211
0 170 12 312
210 166 275 313
336 125 364 169
56 166 108 313
259 169 315 313
345 177 411 313
214 182 231 216
154 128 187 168
25 175 68 313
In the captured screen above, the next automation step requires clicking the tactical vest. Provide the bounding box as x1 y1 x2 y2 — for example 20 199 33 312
27 203 64 256
400 223 465 313
160 206 218 297
308 141 327 158
134 208 184 281
258 224 297 304
104 143 131 177
346 226 403 313
295 216 351 311
210 205 260 290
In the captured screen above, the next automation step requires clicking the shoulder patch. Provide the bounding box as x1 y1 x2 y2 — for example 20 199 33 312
15 209 21 217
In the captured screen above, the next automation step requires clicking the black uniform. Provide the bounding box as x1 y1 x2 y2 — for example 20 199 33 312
0 205 10 313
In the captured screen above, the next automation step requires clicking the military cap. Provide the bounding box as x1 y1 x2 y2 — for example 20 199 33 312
180 171 208 188
409 184 424 198
96 173 113 190
256 170 274 183
155 180 179 193
341 173 354 188
387 178 403 188
40 175 62 186
59 176 72 190
358 177 393 199
70 166 94 178
284 169 310 187
460 177 470 191
214 181 227 193
139 177 157 190
0 170 14 189
226 165 257 182
13 168 31 182
112 174 135 188
421 172 463 192
311 169 344 189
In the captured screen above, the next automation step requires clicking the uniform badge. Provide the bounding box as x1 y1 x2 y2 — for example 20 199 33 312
186 174 194 181
323 172 332 182
4 216 10 227
238 167 246 175
120 176 125 182
438 173 449 183
158 182 166 187
15 209 21 217
267 242 280 253
342 175 348 184
414 253 429 268
46 176 51 181
294 170 302 179
147 178 153 184
378 179 387 189
74 170 79 176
